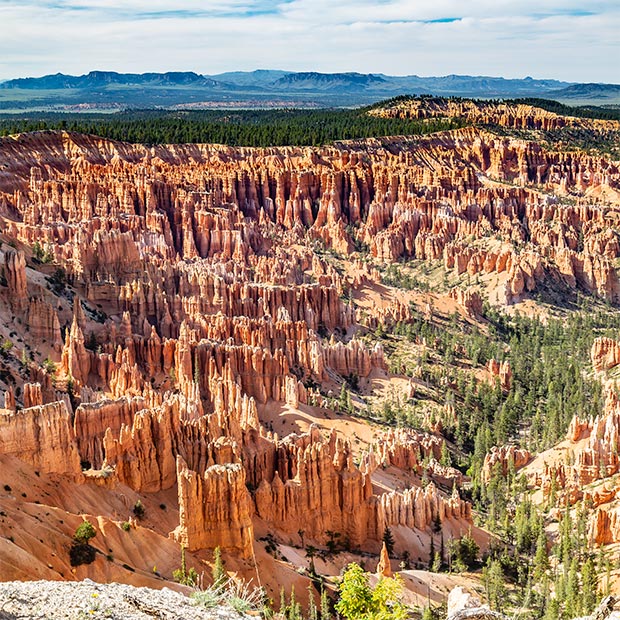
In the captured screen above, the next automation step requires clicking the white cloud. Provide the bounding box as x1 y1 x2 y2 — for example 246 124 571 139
0 0 618 82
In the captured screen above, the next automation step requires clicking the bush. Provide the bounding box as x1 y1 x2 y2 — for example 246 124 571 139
173 544 199 587
192 578 266 615
121 521 131 532
335 563 407 620
133 500 145 519
70 520 97 567
42 357 57 376
73 521 96 545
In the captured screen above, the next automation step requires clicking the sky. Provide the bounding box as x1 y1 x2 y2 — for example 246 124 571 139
0 0 619 83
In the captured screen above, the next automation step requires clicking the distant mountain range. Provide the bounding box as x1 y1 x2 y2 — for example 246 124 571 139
0 70 619 110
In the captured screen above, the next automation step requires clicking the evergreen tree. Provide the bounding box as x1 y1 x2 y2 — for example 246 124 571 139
428 537 435 571
383 527 395 557
482 558 506 611
543 597 560 620
533 529 550 580
581 556 598 615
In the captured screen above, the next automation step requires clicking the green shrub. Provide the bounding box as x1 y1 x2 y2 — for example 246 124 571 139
73 521 96 545
335 563 407 620
70 520 97 567
133 500 145 519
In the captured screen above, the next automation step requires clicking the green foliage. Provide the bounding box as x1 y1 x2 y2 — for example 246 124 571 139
335 563 407 620
0 339 13 358
212 546 226 587
482 558 506 611
121 521 131 532
0 107 466 147
173 544 199 587
73 521 96 545
382 527 395 556
70 520 97 567
320 587 331 620
192 577 266 615
338 383 353 414
132 499 145 519
307 586 319 620
32 241 53 263
32 241 44 262
42 356 57 375
543 597 560 620
448 534 479 572
581 556 598 615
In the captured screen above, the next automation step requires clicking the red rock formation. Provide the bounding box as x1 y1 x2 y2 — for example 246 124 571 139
0 400 82 479
376 542 393 577
27 297 62 352
450 288 483 318
175 456 254 559
60 315 91 386
370 98 620 134
591 337 620 373
534 386 620 508
482 445 531 483
487 359 512 391
7 116 619 572
4 249 28 312
588 506 620 546
253 428 376 546
23 382 43 408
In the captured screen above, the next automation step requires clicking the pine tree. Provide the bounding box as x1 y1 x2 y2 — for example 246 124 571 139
581 556 598 614
383 527 395 556
543 597 559 620
440 442 451 467
565 557 581 619
429 537 435 571
338 384 349 413
533 529 550 580
482 558 505 611
422 607 434 620
288 586 302 620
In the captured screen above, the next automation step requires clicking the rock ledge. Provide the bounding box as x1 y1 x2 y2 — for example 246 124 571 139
0 580 250 620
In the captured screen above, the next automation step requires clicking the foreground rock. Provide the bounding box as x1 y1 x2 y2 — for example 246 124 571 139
447 587 507 620
0 579 249 620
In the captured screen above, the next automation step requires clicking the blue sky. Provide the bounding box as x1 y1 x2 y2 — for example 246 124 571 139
0 0 619 82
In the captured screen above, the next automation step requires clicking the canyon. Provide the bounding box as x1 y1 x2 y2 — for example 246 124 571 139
0 98 619 614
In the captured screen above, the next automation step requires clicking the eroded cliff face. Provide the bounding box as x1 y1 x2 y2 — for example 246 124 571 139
0 400 82 480
1 127 618 311
0 118 617 578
